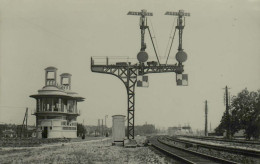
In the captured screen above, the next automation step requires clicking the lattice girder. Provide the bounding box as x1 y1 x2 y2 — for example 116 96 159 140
91 60 184 139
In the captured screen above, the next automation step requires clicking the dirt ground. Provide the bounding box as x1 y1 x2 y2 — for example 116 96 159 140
0 136 168 164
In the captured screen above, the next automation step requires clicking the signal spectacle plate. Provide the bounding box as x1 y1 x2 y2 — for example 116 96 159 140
137 51 148 62
176 50 187 63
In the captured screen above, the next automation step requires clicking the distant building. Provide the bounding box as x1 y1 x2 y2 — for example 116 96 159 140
30 67 85 138
168 125 192 136
2 129 16 138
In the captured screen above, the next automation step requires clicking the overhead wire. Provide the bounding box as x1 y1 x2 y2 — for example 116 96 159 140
147 18 160 64
164 17 176 58
147 27 160 65
166 27 177 65
148 18 160 58
165 18 177 64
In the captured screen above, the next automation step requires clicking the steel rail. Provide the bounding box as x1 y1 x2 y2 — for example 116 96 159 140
179 135 260 145
149 136 237 164
167 136 260 157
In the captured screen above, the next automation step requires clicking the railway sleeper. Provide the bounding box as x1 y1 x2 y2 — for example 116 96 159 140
185 143 193 148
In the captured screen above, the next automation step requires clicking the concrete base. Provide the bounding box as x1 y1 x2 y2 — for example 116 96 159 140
48 131 77 138
37 130 77 138
112 141 124 146
124 139 137 148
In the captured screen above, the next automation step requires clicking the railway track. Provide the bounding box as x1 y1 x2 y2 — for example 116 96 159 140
166 136 260 157
148 136 238 164
179 135 260 145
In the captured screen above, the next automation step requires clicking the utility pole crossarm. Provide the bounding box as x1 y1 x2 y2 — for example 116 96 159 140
165 11 190 16
127 11 153 16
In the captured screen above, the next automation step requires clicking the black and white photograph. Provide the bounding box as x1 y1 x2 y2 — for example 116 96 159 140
0 0 259 163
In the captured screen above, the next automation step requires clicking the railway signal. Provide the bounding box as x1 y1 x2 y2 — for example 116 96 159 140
127 10 152 53
165 10 190 63
91 9 190 139
128 9 160 65
128 10 151 63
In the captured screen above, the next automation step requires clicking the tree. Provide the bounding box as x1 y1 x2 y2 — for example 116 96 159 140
231 89 260 139
134 124 157 136
215 89 260 140
215 110 240 137
77 123 86 137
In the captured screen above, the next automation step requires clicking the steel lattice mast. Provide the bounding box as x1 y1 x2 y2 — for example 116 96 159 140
91 9 190 139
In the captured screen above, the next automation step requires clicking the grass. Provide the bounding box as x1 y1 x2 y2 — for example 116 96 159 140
0 136 166 164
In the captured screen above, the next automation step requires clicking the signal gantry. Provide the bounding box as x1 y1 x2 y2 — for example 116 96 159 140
91 9 190 139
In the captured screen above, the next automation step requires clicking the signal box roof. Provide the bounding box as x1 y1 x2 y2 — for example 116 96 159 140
45 66 57 71
30 86 85 102
60 73 72 77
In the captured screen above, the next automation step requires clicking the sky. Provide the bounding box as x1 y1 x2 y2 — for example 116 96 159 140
0 0 260 131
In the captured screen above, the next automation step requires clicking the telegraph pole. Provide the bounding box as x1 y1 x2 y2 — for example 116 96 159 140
101 119 104 136
25 107 28 130
205 100 208 136
20 108 28 138
105 115 108 136
224 86 231 139
98 119 100 137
